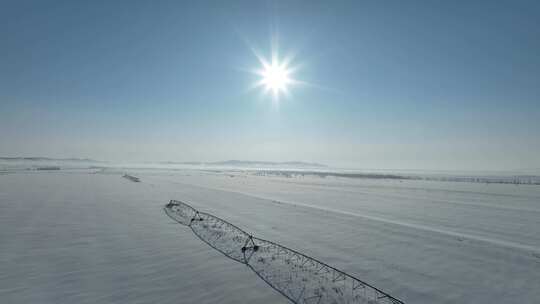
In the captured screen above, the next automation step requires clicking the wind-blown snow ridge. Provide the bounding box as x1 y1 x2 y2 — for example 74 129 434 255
164 200 404 304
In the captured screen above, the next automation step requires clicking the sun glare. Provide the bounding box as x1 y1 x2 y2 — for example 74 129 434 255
260 60 291 96
251 41 298 101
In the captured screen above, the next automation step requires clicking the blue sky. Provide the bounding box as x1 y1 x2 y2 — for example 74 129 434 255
1 0 539 170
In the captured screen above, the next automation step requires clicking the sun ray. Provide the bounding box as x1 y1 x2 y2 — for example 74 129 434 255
251 48 297 101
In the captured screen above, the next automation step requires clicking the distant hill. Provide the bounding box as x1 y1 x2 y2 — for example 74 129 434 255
211 160 327 168
0 157 102 162
160 160 327 168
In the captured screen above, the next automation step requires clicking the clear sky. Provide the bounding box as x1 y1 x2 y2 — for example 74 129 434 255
1 0 539 170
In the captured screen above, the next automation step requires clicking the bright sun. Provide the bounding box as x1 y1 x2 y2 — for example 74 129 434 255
252 43 297 101
260 60 291 97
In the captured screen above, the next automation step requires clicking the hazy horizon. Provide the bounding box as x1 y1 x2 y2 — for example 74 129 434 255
2 1 539 171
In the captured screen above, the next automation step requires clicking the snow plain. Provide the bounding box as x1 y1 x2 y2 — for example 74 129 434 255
1 168 539 303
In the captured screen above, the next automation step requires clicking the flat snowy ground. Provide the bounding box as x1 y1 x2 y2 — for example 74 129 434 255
1 169 539 303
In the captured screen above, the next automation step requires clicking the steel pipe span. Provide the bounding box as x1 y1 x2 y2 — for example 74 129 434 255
164 200 404 304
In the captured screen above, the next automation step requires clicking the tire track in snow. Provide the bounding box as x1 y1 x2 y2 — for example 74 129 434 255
150 175 540 256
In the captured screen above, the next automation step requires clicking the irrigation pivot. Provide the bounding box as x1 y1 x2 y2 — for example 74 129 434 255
164 200 404 304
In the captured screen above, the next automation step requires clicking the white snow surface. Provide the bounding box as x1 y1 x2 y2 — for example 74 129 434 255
1 169 540 303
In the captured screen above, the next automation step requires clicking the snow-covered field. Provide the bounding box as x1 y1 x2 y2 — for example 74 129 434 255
1 168 539 303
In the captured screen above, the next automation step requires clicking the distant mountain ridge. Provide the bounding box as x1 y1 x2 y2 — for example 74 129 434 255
161 160 327 168
212 160 327 167
1 157 326 168
0 157 101 162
